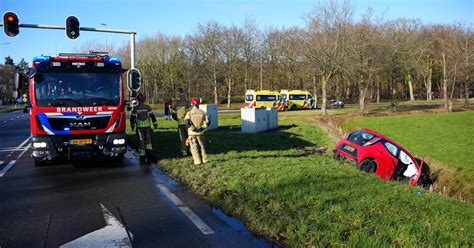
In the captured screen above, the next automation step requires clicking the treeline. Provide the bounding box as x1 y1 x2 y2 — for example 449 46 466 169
113 0 472 114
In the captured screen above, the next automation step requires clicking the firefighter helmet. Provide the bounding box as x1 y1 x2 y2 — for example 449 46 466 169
191 98 200 106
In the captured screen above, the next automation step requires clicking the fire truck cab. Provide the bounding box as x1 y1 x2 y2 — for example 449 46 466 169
29 53 127 166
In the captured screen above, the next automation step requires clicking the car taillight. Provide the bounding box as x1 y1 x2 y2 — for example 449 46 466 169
363 137 381 146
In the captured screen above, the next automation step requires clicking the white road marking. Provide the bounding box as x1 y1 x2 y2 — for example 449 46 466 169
2 121 6 123
18 135 32 148
0 160 16 177
0 161 3 166
10 118 14 121
60 203 133 248
0 147 28 153
0 144 30 178
178 206 215 235
17 144 31 159
157 184 184 206
157 184 215 235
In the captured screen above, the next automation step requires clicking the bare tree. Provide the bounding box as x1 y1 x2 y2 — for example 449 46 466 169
305 0 353 116
219 25 243 108
195 22 223 104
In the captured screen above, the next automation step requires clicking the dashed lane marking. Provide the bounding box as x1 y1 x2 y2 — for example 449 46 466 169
178 206 215 235
0 144 31 178
0 161 3 166
0 160 16 177
157 184 215 235
157 184 184 206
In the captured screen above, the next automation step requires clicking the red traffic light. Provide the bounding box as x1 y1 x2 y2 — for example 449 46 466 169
65 16 80 39
3 11 19 37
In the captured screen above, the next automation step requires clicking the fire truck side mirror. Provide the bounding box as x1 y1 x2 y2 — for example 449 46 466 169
127 68 141 92
33 73 44 84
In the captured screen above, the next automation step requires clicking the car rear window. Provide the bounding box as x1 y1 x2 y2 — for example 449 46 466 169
347 130 375 146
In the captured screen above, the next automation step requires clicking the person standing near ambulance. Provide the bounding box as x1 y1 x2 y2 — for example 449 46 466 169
172 90 190 156
185 98 210 165
130 93 158 164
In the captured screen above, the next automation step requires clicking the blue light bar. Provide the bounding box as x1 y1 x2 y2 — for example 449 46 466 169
33 56 51 63
107 57 121 63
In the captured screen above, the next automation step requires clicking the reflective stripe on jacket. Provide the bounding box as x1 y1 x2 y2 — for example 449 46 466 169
131 103 157 128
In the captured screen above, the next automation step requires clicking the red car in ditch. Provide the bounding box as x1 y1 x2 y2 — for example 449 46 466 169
333 128 431 188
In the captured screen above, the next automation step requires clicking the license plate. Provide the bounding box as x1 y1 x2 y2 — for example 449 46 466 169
344 145 355 152
69 139 92 145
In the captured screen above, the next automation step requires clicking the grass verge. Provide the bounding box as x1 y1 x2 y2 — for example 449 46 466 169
128 112 473 246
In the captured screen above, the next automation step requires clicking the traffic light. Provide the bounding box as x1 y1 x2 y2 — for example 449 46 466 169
3 12 19 37
65 16 80 39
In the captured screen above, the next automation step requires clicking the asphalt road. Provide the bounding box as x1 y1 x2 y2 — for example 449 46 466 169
0 110 269 248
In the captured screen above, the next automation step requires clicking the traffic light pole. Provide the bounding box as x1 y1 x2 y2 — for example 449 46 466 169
0 23 137 68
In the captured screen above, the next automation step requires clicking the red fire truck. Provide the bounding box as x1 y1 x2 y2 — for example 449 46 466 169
29 53 129 166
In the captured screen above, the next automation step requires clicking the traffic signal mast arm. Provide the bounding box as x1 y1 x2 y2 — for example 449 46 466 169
0 23 136 35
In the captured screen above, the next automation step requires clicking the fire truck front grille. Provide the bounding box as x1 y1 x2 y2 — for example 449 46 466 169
48 116 111 130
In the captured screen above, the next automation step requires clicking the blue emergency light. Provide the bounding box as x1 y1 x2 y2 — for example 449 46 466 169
33 56 51 63
107 57 121 63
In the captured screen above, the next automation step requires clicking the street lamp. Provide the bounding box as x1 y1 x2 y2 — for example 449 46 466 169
260 44 263 90
100 23 107 51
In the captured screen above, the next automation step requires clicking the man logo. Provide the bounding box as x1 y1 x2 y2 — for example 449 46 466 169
70 121 91 128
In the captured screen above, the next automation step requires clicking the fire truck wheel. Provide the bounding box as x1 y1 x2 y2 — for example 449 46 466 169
112 154 124 165
34 158 47 167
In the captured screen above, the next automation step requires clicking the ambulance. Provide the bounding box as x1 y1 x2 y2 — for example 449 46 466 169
279 90 316 110
244 90 279 108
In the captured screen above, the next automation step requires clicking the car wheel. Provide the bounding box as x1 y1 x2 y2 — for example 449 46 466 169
290 105 297 111
112 154 124 165
358 159 377 174
283 106 288 111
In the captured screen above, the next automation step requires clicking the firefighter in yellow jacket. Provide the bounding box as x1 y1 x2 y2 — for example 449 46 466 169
184 98 210 165
130 93 157 164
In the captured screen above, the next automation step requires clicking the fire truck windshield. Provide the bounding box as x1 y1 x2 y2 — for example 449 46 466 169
34 72 120 107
